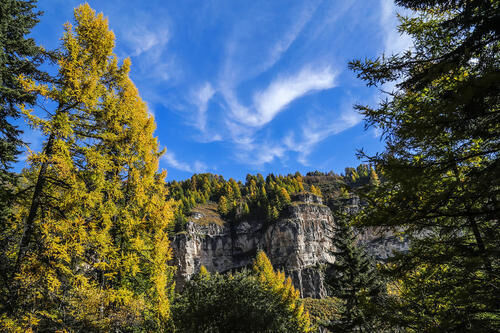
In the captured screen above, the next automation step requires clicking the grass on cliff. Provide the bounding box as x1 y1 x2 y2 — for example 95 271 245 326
191 202 225 226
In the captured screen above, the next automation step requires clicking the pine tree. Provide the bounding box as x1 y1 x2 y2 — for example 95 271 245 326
325 213 385 332
0 0 47 292
2 4 175 331
350 0 499 330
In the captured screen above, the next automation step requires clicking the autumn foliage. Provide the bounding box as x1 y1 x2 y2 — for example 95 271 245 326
1 4 175 331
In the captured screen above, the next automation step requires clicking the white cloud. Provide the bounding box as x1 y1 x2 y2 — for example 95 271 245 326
205 65 339 167
259 3 318 76
230 107 361 168
249 66 337 127
192 82 216 132
118 22 176 83
123 26 169 57
380 0 412 55
162 150 207 173
285 108 363 165
219 65 337 132
237 144 286 166
219 1 319 88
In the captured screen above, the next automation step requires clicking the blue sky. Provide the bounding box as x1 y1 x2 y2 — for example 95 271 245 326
23 0 411 181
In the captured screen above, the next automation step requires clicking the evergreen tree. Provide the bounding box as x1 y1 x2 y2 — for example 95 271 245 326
174 266 312 333
325 213 385 332
350 0 499 330
0 0 46 288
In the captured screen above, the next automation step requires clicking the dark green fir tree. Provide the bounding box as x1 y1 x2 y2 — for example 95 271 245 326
0 0 46 308
0 0 45 198
326 211 386 332
350 0 500 331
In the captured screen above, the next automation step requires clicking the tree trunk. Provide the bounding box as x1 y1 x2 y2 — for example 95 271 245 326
14 133 55 274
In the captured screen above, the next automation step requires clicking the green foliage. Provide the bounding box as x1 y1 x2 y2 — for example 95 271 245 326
303 165 382 207
0 0 47 290
302 297 342 329
0 0 45 171
168 167 381 232
168 173 305 230
325 213 387 332
174 252 313 332
351 0 500 331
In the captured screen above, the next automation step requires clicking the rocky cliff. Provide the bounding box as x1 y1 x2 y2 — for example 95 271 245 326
171 193 408 298
330 196 409 261
171 193 335 298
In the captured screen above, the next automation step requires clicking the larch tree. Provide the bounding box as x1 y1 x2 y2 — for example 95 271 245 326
1 4 175 332
253 251 314 332
350 0 499 331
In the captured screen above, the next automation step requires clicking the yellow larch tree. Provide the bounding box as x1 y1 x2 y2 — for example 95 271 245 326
253 251 314 332
310 185 322 197
1 4 175 332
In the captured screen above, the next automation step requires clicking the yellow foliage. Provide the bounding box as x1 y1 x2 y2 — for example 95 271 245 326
310 185 322 197
253 251 314 332
3 4 175 331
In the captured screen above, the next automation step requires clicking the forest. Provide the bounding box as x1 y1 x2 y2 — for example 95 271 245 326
0 0 498 332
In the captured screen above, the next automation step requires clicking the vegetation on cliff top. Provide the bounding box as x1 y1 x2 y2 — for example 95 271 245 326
167 165 381 232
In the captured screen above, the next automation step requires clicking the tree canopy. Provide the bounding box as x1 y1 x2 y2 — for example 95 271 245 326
173 251 313 332
0 0 47 283
351 0 499 330
1 4 175 331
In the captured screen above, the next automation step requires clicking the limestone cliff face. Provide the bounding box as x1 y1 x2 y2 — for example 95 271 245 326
171 194 335 298
171 193 409 298
329 195 409 261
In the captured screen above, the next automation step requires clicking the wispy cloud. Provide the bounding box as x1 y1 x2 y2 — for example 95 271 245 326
162 150 207 173
285 108 362 165
192 82 216 132
237 144 286 167
115 15 175 83
228 106 362 168
250 66 337 127
379 0 412 55
220 1 320 87
122 25 169 57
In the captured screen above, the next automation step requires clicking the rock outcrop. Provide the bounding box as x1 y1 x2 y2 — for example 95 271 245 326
171 193 335 298
171 193 409 298
329 195 409 261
